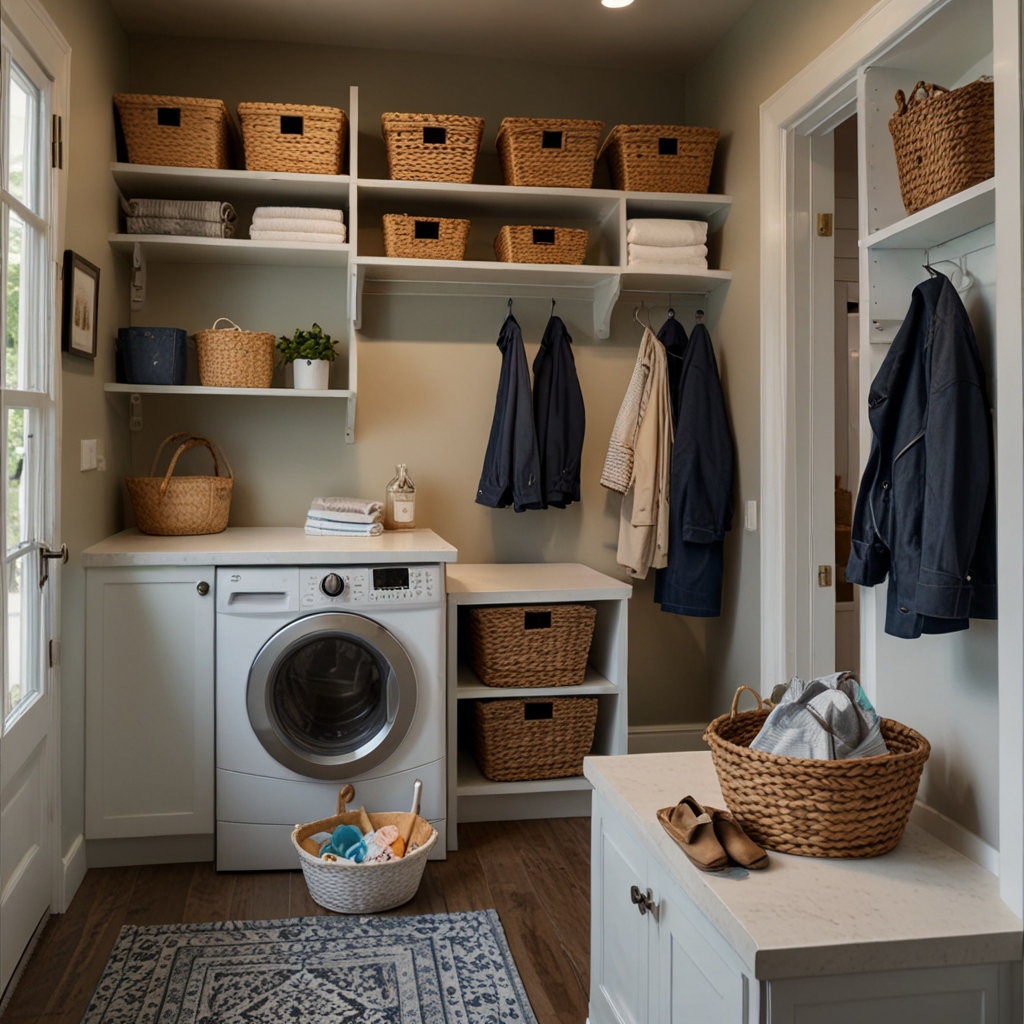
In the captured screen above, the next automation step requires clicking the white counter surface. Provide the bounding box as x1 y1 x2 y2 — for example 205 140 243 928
80 527 457 567
585 751 1022 981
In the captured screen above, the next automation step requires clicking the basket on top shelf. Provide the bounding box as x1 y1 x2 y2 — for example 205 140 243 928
494 225 589 265
194 317 276 389
383 214 470 261
496 117 605 189
114 93 235 169
238 102 348 175
599 123 720 193
382 112 485 183
704 686 931 859
888 78 994 215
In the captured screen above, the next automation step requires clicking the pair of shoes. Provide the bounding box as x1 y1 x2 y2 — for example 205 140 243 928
657 796 769 872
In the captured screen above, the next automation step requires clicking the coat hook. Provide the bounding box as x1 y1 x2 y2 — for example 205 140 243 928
695 309 704 324
550 298 556 314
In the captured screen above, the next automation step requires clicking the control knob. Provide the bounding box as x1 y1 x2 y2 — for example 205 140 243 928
320 573 345 597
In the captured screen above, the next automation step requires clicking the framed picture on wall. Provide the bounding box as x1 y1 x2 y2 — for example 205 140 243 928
61 250 100 359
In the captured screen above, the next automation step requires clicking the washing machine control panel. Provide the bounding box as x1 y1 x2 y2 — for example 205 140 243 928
301 565 441 609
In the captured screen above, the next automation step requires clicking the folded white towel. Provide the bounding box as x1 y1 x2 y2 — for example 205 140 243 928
305 520 384 537
250 216 346 235
253 206 344 223
626 219 708 247
249 227 348 243
311 496 384 517
306 508 382 525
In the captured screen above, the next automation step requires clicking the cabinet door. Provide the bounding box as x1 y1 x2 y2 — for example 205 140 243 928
590 795 651 1024
85 566 215 839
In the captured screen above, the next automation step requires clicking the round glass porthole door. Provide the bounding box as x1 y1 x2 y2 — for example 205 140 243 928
247 612 417 779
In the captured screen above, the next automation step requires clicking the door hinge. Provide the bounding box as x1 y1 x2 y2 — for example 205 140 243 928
49 639 61 667
816 212 833 237
818 565 833 587
51 114 63 169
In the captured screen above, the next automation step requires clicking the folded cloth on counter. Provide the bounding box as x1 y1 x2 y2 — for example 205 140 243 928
749 672 889 760
249 227 347 243
627 243 708 266
250 217 346 235
305 519 385 537
127 216 236 238
626 218 708 248
253 206 345 223
120 197 236 224
305 507 382 525
311 496 384 517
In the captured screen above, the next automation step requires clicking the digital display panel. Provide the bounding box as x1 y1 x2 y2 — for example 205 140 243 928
373 567 410 591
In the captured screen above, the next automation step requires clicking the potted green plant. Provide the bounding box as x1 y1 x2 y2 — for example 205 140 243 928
277 323 337 390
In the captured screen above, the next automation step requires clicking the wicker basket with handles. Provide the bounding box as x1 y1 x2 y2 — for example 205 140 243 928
494 225 589 265
292 784 437 914
383 214 470 260
599 123 719 193
238 102 347 175
496 117 605 188
114 93 235 169
126 432 233 536
194 317 276 389
704 686 930 859
382 112 485 183
888 78 994 215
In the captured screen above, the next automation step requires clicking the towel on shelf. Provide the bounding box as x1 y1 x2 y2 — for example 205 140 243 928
305 508 382 525
126 216 236 238
249 227 347 243
253 206 345 223
304 520 384 537
627 243 707 268
626 219 708 248
250 217 346 235
311 496 384 517
121 197 236 224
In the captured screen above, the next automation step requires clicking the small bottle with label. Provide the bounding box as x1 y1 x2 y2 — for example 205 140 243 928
385 464 416 530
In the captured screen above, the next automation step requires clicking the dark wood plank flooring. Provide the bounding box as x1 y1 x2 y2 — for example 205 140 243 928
2 819 590 1024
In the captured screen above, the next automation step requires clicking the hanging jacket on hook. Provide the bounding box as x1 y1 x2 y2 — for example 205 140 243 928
476 313 544 512
533 314 585 508
657 314 689 425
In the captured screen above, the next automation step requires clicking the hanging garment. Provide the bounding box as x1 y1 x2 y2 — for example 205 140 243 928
476 313 544 512
533 314 585 508
657 314 689 425
845 273 996 638
655 322 734 616
601 327 673 578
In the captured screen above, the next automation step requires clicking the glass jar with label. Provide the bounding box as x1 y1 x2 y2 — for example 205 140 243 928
384 464 416 530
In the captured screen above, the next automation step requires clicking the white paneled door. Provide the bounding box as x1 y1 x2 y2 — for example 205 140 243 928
1 7 65 995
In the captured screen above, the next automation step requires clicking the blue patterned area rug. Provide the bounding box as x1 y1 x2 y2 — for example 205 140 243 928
82 910 539 1023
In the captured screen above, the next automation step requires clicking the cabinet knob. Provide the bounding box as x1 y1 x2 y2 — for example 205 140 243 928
630 884 658 919
197 581 210 596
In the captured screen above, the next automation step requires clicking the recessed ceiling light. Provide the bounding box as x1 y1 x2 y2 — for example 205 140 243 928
601 0 634 7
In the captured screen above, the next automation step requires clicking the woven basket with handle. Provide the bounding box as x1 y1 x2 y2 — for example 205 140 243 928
114 93 234 169
292 785 437 914
599 124 719 193
704 686 930 859
494 225 589 265
126 432 233 536
194 317 276 389
382 112 485 183
238 102 347 175
383 214 470 260
496 117 605 188
888 78 994 215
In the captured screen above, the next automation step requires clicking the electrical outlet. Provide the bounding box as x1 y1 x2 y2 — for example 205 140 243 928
80 439 97 471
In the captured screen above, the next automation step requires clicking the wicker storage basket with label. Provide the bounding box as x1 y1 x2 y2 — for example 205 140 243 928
494 225 589 265
888 79 994 215
238 102 347 174
126 432 233 536
194 317 275 388
474 696 598 781
599 124 720 193
292 785 438 914
382 112 485 183
114 93 234 169
383 214 470 260
496 117 605 188
704 686 930 858
467 604 596 687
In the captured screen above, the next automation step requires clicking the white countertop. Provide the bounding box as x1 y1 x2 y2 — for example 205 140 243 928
80 527 457 567
585 751 1022 981
446 562 632 602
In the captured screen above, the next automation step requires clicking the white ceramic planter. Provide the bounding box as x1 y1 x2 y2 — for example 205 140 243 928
293 358 331 390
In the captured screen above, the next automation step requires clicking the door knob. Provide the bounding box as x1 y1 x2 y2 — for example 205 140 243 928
38 543 69 588
197 581 210 596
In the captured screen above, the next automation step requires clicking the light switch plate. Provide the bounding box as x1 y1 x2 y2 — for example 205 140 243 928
745 500 757 532
80 439 97 471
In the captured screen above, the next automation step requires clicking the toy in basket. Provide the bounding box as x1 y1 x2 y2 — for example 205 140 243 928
291 780 437 914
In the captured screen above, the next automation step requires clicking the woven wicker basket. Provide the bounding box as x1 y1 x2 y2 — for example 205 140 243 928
292 786 438 914
114 93 234 169
704 686 930 859
126 432 233 536
238 102 347 175
496 117 605 188
599 124 719 193
474 696 598 782
383 214 470 260
382 112 485 183
467 604 596 687
194 317 275 388
494 225 589 265
888 79 994 215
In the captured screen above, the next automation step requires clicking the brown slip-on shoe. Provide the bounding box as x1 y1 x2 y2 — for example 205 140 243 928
706 806 769 869
657 796 730 871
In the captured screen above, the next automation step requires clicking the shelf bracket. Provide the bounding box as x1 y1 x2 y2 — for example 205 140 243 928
345 392 357 444
129 392 143 431
130 242 146 311
593 275 621 340
351 262 365 331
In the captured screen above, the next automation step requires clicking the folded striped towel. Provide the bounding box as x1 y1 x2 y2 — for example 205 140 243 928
127 216 236 238
305 520 384 537
626 218 708 247
250 217 346 235
121 197 236 224
249 227 347 243
253 206 345 223
311 496 384 517
627 242 708 267
306 508 382 526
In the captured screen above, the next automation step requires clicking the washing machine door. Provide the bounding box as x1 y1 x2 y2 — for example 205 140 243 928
247 612 417 780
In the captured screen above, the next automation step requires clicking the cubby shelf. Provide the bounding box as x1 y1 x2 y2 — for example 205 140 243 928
456 748 593 798
109 233 351 267
103 384 351 398
456 661 620 700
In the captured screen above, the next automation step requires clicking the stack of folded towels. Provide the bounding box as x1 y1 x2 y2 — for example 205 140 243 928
250 207 347 244
626 219 709 268
305 496 383 537
121 197 237 238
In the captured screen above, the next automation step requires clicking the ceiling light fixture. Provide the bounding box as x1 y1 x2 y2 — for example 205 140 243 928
601 0 635 7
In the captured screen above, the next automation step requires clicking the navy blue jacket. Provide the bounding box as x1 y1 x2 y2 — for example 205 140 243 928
533 314 585 508
656 322 734 617
845 273 996 638
476 313 544 512
657 314 689 425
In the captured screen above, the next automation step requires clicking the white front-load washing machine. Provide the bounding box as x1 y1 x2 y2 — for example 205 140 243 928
215 562 445 870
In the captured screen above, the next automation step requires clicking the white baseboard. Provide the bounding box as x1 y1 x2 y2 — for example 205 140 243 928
910 801 1000 876
628 723 709 754
60 833 87 913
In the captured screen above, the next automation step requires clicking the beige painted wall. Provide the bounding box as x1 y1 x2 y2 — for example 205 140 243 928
685 0 880 716
38 0 129 855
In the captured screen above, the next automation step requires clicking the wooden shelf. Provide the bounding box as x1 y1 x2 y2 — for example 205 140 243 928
104 384 351 398
456 747 593 798
109 233 351 267
456 661 620 700
863 178 995 251
620 266 732 295
446 562 633 603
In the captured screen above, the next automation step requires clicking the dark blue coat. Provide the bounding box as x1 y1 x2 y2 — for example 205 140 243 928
845 273 996 638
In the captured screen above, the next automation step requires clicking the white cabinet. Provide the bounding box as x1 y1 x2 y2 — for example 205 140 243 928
85 565 215 839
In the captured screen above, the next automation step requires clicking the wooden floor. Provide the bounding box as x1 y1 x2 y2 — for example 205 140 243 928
2 818 591 1023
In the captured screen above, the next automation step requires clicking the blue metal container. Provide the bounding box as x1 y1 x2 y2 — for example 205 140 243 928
118 327 188 386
